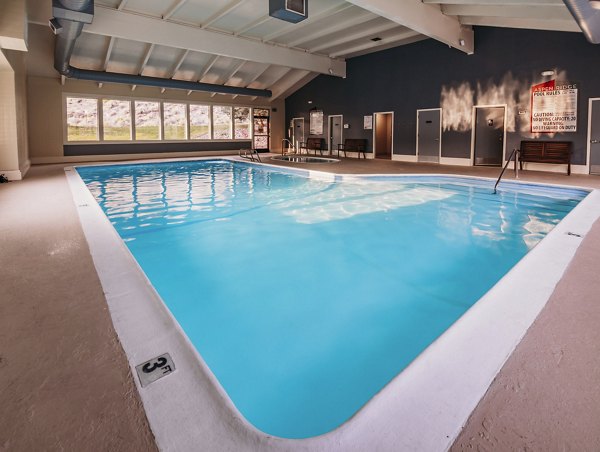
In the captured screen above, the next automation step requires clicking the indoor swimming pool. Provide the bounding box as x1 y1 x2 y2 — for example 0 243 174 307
76 159 588 439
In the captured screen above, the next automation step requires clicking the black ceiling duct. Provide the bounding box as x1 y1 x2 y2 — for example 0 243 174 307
50 0 272 98
269 0 308 24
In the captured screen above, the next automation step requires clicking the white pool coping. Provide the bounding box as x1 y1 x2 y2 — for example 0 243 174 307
65 157 600 451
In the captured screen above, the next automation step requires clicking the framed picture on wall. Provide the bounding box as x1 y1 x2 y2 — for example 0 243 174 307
310 110 324 135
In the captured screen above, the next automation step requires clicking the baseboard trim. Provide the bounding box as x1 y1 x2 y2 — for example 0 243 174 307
20 159 31 177
0 169 24 181
519 162 588 175
392 154 418 162
439 157 472 166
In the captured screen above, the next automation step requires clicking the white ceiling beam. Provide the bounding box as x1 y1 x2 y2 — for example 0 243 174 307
253 67 291 91
201 0 246 29
220 60 246 85
441 4 573 20
138 43 155 75
235 15 272 36
101 36 115 71
270 70 314 101
244 64 271 87
459 15 579 32
197 55 219 81
345 0 474 54
423 0 563 4
287 10 376 48
162 0 188 20
167 49 189 78
83 6 346 77
262 3 354 42
309 21 401 53
330 29 422 58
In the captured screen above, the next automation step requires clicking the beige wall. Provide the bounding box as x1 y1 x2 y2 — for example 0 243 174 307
25 23 286 165
0 49 29 180
27 75 285 163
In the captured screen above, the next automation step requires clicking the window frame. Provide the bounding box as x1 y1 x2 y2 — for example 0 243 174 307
62 93 267 145
64 96 101 143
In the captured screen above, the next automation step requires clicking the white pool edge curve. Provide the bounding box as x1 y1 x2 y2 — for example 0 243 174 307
65 158 600 451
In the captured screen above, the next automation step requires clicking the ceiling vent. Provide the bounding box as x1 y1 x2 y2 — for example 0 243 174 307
269 0 308 24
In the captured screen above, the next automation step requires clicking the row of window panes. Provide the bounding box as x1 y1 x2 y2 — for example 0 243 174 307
66 97 254 142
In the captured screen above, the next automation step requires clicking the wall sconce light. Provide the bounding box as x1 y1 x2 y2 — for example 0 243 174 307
308 100 313 104
459 38 465 46
541 70 555 76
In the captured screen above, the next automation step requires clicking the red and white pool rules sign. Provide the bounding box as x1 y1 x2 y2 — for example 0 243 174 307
531 80 577 133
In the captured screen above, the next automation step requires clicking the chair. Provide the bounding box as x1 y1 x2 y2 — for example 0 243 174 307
338 138 368 159
300 137 326 155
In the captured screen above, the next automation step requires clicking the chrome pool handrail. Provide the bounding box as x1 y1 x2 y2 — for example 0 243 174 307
493 148 520 194
281 138 293 155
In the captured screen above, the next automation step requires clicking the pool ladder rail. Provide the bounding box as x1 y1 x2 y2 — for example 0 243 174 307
239 147 262 163
493 148 520 194
281 138 294 155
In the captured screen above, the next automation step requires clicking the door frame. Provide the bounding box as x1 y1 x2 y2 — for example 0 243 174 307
328 114 343 154
470 104 507 166
291 117 304 151
586 97 600 174
416 108 442 162
373 111 394 159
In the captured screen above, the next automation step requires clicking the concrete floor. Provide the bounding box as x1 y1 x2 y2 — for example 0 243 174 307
1 156 599 451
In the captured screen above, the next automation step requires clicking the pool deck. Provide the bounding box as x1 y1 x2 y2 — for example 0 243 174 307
1 155 599 451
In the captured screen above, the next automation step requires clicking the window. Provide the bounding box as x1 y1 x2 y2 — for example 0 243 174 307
163 102 187 140
66 97 99 141
189 104 211 140
234 107 251 139
64 95 257 143
213 106 232 140
103 99 132 141
134 101 161 140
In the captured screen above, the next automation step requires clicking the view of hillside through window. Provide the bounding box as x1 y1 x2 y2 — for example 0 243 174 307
190 104 211 139
213 106 232 140
164 103 187 140
65 96 267 143
234 107 251 139
66 97 99 141
135 101 161 140
103 99 131 141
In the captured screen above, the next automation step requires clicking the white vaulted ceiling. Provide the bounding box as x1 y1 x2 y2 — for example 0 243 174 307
26 0 581 102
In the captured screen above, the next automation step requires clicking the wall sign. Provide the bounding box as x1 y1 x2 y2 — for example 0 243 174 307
531 80 577 133
309 110 323 135
364 115 373 130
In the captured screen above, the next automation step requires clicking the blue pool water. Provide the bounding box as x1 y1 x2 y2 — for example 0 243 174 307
77 160 587 439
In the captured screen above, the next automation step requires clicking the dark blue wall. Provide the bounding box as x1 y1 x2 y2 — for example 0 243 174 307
286 27 600 164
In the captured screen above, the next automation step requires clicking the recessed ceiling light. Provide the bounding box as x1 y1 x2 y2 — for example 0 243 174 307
541 70 555 76
371 37 382 42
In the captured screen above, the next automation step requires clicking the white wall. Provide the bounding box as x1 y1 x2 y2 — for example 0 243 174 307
0 49 29 180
